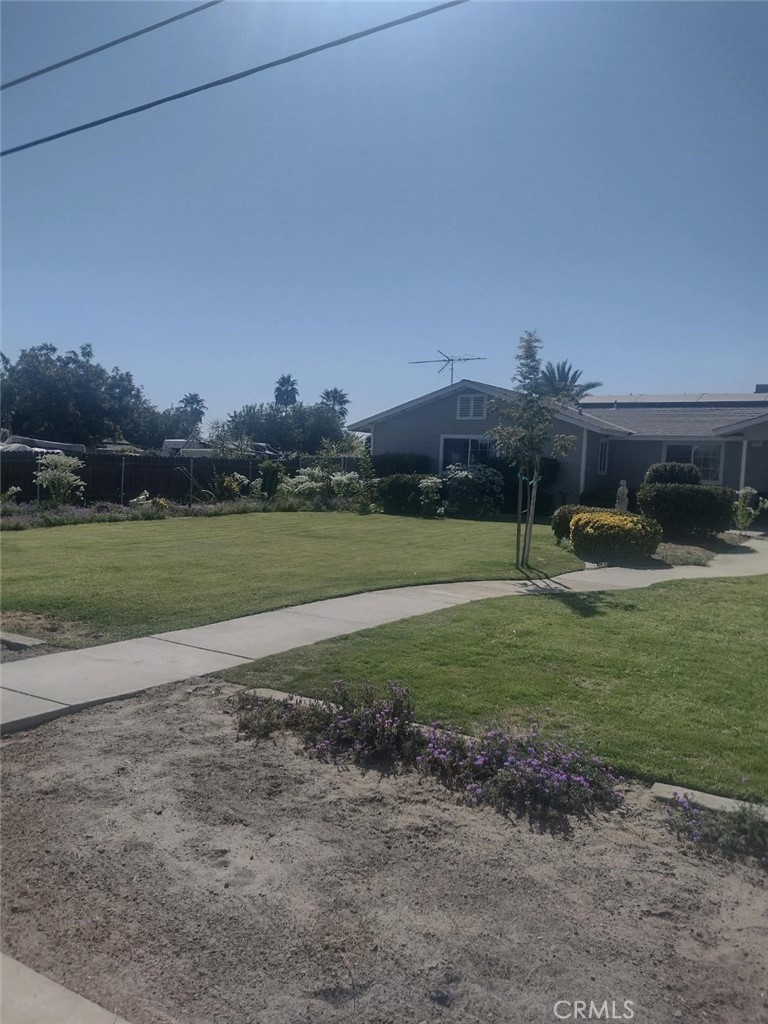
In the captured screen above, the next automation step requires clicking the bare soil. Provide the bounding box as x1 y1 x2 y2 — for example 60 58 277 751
1 680 766 1024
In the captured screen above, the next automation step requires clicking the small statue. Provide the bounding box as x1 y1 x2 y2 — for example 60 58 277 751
615 479 629 513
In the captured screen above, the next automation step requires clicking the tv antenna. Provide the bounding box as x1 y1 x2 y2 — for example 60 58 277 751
409 349 486 385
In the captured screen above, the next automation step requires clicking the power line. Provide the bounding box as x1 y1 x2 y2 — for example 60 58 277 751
1 1 226 91
1 0 469 158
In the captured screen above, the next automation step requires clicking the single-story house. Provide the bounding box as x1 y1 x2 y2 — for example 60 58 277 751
347 381 768 501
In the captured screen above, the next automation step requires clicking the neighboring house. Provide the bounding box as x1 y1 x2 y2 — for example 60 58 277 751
347 381 768 501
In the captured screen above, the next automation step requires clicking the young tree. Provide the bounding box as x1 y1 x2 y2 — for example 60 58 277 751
319 387 350 420
539 360 602 402
274 374 299 409
489 332 575 568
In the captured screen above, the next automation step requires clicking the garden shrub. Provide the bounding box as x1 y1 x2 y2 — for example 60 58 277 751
441 463 504 518
32 453 85 507
637 483 734 539
484 456 559 515
417 475 444 518
551 504 604 542
643 462 701 486
259 459 282 499
732 487 768 534
570 510 662 563
371 452 431 476
376 473 423 515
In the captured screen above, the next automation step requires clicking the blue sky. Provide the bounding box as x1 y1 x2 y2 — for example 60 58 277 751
2 1 766 426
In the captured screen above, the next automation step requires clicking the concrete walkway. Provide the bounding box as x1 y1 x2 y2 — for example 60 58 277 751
2 534 767 735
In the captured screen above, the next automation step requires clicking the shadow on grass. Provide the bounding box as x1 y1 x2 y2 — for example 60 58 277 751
540 591 639 618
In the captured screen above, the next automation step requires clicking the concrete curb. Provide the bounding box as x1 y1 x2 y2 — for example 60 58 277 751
1 953 132 1024
650 782 768 821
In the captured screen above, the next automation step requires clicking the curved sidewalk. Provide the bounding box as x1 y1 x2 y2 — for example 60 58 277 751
2 535 767 735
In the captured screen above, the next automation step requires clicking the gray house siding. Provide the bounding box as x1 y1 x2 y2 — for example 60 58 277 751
599 440 663 491
371 387 490 472
743 424 768 491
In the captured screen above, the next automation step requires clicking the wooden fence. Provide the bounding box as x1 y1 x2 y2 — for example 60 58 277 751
0 453 360 504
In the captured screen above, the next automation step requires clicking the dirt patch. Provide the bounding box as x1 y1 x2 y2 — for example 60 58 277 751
0 610 107 649
653 542 715 567
2 681 766 1024
0 639 63 662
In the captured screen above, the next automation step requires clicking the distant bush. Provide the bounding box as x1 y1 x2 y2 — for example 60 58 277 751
372 452 432 476
551 504 604 542
637 483 734 539
376 474 423 516
442 463 504 519
570 510 662 563
418 475 444 518
643 462 701 485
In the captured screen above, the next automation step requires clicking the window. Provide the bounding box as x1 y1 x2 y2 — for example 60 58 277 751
597 439 609 475
457 395 486 420
441 437 495 470
664 443 723 483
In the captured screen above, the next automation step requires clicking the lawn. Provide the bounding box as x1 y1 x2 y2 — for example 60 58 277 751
221 575 768 801
0 512 581 642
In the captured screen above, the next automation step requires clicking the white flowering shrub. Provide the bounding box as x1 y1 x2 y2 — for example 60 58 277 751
442 463 504 518
418 475 444 517
330 472 363 499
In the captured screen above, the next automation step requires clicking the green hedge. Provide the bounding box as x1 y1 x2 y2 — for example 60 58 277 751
551 504 605 542
570 510 663 563
372 452 432 476
376 474 423 515
637 483 734 539
643 462 701 485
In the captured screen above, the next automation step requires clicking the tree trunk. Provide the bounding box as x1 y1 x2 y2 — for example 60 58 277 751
515 471 524 568
523 472 539 567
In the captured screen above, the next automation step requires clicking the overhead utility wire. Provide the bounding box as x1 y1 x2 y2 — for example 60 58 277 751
1 0 226 91
1 0 469 157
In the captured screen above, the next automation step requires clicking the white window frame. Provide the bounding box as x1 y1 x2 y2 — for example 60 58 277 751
597 439 609 476
661 441 725 484
456 394 487 421
439 434 495 471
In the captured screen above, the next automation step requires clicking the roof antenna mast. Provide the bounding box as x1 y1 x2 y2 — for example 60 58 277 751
409 349 486 385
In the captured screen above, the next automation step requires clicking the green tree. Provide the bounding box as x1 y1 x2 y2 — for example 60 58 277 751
0 344 163 447
539 360 602 402
179 393 207 435
319 387 350 420
489 332 575 567
274 374 299 409
226 401 344 454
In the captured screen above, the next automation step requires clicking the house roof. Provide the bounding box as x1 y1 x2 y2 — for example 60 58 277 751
347 380 631 436
581 393 768 406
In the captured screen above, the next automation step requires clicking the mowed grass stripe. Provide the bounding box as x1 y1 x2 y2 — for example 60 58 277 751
0 512 581 641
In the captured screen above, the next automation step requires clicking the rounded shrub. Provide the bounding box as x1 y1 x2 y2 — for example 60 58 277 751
551 504 604 542
376 473 423 515
643 462 701 485
636 483 734 539
570 510 662 563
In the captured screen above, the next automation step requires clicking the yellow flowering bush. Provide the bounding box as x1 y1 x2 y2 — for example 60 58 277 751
570 510 662 564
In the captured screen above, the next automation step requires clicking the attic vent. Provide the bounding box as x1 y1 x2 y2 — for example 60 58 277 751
457 395 486 420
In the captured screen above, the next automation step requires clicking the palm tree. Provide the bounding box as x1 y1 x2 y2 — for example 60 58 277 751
178 392 207 437
274 374 299 409
319 387 350 420
539 360 602 402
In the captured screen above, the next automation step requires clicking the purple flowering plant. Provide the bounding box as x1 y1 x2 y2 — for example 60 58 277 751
665 791 768 868
236 682 624 819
